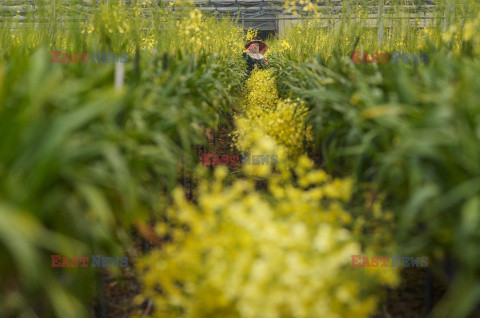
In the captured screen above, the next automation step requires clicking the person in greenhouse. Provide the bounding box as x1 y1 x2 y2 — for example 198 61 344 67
242 39 269 76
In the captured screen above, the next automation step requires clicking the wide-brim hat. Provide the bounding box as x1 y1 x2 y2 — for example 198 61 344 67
244 39 268 54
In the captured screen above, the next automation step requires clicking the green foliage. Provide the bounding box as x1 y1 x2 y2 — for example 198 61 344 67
0 4 245 315
273 9 480 316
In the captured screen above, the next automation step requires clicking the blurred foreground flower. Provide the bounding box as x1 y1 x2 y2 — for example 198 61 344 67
134 157 399 317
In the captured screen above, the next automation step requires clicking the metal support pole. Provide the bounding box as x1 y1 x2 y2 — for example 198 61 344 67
135 46 140 80
425 269 433 316
142 234 150 252
182 156 186 197
189 145 196 200
114 62 125 92
444 1 454 31
378 0 384 50
50 0 56 40
319 146 323 167
98 269 107 318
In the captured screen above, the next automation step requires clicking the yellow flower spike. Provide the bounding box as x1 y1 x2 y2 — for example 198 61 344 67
298 155 314 169
307 187 324 200
463 20 476 41
244 160 272 177
155 223 169 236
173 187 187 204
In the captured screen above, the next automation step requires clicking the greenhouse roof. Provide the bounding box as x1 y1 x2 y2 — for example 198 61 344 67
1 0 438 31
